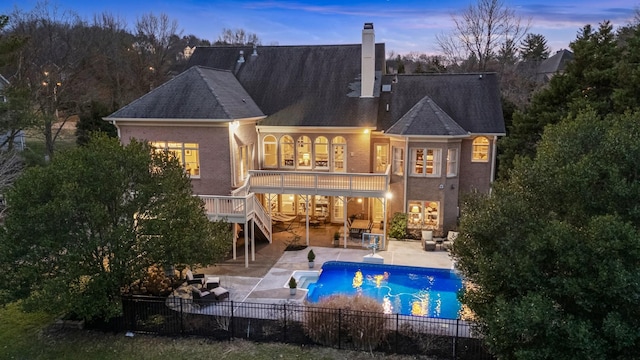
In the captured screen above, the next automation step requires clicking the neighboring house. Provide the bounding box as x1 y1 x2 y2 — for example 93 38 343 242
0 74 26 151
536 49 574 83
105 23 504 263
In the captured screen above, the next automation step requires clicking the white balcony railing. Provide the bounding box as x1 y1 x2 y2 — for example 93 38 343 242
248 169 389 197
198 193 272 243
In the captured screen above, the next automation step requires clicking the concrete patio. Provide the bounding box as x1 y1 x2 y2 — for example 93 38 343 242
176 226 455 306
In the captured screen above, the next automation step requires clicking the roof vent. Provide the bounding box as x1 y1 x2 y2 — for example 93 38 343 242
382 84 391 92
251 45 258 57
238 50 245 64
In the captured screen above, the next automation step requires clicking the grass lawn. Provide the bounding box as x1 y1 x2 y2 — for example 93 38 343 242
0 302 423 360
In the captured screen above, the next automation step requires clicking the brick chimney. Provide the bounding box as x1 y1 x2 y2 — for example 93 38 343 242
361 23 375 98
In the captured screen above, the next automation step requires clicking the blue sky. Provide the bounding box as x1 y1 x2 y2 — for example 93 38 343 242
2 1 638 55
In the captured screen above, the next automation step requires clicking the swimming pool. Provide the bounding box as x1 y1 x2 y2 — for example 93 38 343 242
306 261 463 319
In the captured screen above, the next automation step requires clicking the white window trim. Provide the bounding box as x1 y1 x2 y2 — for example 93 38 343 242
472 137 490 163
151 141 200 179
409 147 441 177
447 148 458 177
392 147 403 176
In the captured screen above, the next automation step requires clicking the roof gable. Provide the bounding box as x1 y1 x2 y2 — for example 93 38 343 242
379 73 505 135
386 96 467 136
107 66 263 120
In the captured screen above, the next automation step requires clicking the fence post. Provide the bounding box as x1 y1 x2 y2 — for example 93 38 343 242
395 313 399 354
338 309 341 350
283 303 287 343
453 318 459 360
179 297 184 335
230 301 234 342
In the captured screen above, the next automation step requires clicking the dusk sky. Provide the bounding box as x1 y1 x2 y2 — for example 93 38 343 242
2 1 638 55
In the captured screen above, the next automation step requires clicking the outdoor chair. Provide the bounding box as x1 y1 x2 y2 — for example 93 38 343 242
191 286 216 304
185 269 219 289
443 231 458 250
422 230 436 251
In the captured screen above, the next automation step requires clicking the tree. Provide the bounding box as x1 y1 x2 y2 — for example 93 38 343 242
75 100 117 145
215 28 261 45
5 3 88 161
454 109 640 359
0 135 230 320
436 0 530 71
519 33 549 61
499 21 628 177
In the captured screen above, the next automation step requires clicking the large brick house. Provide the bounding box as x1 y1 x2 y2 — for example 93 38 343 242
106 23 504 264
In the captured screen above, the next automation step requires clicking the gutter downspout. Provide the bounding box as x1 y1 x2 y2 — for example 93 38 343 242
403 139 408 214
490 135 498 183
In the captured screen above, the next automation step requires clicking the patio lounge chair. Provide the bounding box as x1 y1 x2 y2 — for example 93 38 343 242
191 286 229 304
422 230 436 251
185 269 220 289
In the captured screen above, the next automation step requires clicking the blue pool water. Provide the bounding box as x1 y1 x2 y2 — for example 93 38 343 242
306 261 463 319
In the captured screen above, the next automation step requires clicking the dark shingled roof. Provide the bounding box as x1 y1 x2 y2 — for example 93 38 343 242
386 96 468 136
538 49 573 75
378 73 505 135
106 66 264 120
187 44 386 127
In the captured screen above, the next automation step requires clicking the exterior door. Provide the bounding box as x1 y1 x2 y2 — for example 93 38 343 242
374 143 389 173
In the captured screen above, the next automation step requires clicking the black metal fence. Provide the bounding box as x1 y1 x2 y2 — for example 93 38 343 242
112 295 494 360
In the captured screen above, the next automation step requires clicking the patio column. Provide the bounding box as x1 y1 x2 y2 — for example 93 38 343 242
305 195 310 246
232 224 237 260
244 220 249 268
251 218 255 262
343 196 347 248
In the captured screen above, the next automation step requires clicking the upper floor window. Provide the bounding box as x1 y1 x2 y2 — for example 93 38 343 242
280 135 294 167
151 141 200 178
392 147 403 176
314 136 329 169
446 148 458 177
472 137 489 162
263 135 277 168
410 147 441 177
332 136 346 173
297 136 312 168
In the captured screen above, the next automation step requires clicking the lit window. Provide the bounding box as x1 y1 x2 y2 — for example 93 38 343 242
314 136 329 169
297 136 312 168
151 141 200 178
280 135 294 167
447 148 458 177
392 147 403 176
410 148 441 177
407 201 439 229
263 135 277 168
472 137 489 162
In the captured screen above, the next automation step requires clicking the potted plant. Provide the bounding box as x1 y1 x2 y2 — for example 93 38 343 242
307 249 316 268
288 277 297 296
333 231 340 247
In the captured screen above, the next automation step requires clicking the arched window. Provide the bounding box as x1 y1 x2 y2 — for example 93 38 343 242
280 135 294 167
314 136 329 169
472 137 489 162
297 136 312 168
263 135 277 168
332 136 347 172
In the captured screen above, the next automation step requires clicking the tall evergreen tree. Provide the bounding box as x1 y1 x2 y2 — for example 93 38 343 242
499 21 631 178
519 33 550 61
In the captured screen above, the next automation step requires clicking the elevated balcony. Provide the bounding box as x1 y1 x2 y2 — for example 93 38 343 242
247 168 390 198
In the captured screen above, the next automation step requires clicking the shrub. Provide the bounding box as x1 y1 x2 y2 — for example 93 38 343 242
304 294 389 351
288 277 297 289
307 249 315 262
388 212 408 239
